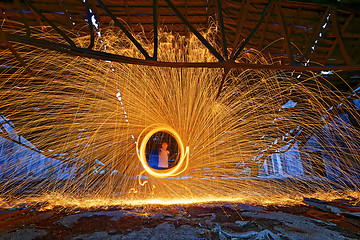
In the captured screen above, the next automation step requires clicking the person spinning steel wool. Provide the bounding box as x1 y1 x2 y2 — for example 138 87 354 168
158 142 170 169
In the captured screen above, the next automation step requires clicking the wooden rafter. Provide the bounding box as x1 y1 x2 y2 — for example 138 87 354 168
216 0 228 59
14 0 30 38
257 0 275 50
299 6 330 64
274 0 294 64
0 0 358 71
232 0 275 60
230 0 250 58
58 0 74 30
282 6 301 60
96 0 151 59
341 13 354 35
153 0 159 60
165 0 225 61
24 0 76 47
5 31 360 71
329 10 353 66
0 29 33 74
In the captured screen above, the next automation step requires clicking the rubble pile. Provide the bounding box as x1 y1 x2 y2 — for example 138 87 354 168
0 197 359 240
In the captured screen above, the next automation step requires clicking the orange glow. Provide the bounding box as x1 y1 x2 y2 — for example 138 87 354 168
136 125 189 178
0 26 358 207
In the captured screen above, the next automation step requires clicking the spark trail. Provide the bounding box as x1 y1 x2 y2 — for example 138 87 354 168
0 26 359 208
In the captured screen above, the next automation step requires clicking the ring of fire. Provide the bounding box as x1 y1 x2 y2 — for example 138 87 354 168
136 125 189 178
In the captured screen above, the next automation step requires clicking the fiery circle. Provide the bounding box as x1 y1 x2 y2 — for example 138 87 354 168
136 125 189 178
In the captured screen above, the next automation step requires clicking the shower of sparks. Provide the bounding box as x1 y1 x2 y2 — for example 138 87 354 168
0 26 359 208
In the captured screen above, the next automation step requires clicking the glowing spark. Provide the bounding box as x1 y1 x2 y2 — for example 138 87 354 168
0 25 358 207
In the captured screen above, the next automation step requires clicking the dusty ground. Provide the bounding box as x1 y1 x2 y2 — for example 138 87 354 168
0 198 359 240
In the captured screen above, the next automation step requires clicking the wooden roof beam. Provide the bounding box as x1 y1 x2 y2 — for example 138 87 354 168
153 0 158 60
165 0 224 62
14 0 30 38
299 6 330 64
6 32 360 71
84 0 95 50
216 0 228 59
232 0 275 60
281 6 301 61
330 10 353 66
341 13 354 35
230 0 250 58
257 0 274 51
0 29 33 74
96 0 151 60
24 0 76 47
274 0 295 65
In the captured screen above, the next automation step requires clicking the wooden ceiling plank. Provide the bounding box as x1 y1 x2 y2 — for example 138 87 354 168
31 1 83 13
184 0 188 34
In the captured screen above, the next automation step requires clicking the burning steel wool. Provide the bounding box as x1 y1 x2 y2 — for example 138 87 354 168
0 26 359 208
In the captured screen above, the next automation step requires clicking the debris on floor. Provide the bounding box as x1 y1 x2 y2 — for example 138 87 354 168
0 198 359 240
